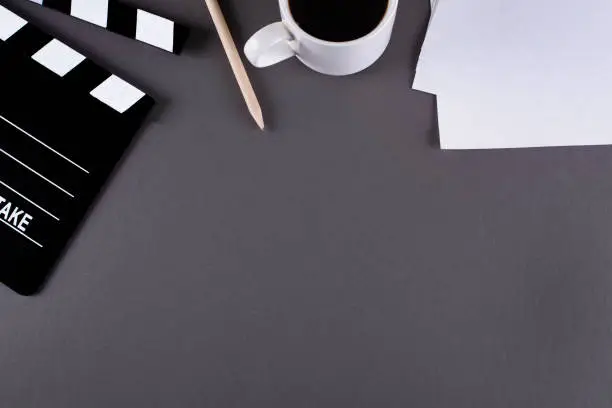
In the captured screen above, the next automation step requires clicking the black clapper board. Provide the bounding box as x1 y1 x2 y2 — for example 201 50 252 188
26 0 190 54
0 6 154 295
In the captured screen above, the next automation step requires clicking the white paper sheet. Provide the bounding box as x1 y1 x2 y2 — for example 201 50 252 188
414 0 612 149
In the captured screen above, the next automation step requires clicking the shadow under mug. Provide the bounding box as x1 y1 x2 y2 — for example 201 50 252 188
244 0 399 76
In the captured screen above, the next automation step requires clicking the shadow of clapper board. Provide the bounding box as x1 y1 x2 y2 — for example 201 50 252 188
0 6 155 295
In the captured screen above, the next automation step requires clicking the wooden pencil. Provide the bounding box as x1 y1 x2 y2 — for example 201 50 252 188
203 0 265 130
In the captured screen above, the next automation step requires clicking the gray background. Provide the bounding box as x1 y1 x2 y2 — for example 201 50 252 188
2 0 612 406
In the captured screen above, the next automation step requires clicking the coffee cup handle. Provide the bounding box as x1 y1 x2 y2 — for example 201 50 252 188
244 22 297 68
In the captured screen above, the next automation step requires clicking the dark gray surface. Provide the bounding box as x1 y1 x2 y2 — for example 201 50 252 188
2 0 612 406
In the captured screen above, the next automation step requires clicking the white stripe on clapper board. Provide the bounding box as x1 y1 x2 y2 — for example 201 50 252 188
0 179 60 221
0 147 74 198
0 114 89 173
0 217 43 248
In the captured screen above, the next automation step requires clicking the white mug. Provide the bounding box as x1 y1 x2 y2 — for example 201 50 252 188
244 0 399 76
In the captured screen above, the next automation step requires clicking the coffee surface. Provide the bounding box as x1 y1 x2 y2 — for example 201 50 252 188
289 0 389 42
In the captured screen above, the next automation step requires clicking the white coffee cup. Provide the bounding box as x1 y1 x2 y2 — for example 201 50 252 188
244 0 398 76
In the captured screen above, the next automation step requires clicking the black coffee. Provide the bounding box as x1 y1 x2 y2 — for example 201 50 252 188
289 0 389 42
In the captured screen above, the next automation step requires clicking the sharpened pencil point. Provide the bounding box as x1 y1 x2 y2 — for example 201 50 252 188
203 0 266 131
248 101 265 130
255 115 265 130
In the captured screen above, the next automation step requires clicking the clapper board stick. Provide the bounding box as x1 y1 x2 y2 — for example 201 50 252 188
26 0 189 54
0 5 154 295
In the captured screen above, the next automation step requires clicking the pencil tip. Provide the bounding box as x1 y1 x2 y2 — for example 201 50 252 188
247 99 265 130
254 115 265 130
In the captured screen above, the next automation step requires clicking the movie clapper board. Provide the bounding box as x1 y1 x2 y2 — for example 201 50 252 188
27 0 189 53
0 5 160 295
